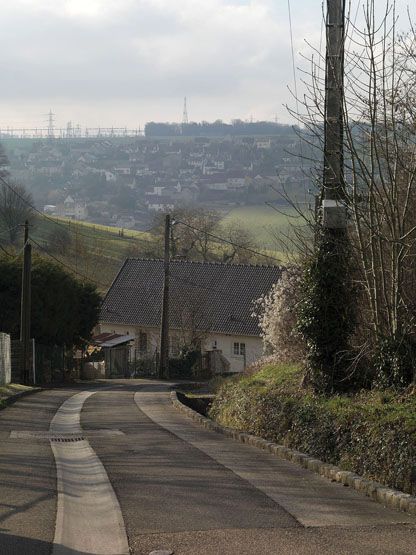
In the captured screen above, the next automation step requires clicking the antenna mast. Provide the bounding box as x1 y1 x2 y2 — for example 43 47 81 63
182 97 189 125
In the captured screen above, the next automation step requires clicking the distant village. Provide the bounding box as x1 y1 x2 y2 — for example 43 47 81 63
4 130 306 229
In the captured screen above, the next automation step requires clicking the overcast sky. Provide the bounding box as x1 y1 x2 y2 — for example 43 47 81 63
0 1 413 129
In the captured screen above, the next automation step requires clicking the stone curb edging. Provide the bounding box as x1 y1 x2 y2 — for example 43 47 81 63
0 387 42 409
170 390 416 517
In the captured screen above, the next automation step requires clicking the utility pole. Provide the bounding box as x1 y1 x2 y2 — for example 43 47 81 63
158 214 171 379
322 0 347 225
307 0 351 392
20 220 32 384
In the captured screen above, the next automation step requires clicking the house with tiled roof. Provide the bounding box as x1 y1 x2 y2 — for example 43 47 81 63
97 259 282 374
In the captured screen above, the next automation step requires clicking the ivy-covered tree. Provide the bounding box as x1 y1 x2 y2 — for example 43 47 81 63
297 231 356 393
0 254 101 347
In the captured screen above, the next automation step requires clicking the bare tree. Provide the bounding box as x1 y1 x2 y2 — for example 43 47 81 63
288 0 416 385
47 226 72 255
152 207 221 262
0 180 34 244
220 220 256 264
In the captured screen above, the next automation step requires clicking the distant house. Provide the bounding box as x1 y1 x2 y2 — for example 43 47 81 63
114 166 132 176
36 160 64 177
255 139 272 150
97 259 282 374
43 204 57 215
98 170 117 182
56 195 88 220
202 176 229 191
145 186 166 197
146 196 175 212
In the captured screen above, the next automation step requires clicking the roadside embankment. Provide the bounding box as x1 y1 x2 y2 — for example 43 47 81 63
0 384 41 409
208 364 416 496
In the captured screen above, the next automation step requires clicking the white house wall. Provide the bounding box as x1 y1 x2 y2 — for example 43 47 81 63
97 323 263 373
202 334 263 373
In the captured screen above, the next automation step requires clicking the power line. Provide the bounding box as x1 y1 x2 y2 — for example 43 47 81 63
0 174 155 247
287 0 300 109
0 238 32 261
0 173 280 273
287 0 306 174
0 223 21 237
174 219 281 263
33 228 135 257
31 237 111 289
50 218 155 245
0 242 13 257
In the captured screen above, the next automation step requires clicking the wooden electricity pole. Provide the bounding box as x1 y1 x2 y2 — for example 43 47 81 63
20 220 32 384
322 0 346 215
158 214 171 379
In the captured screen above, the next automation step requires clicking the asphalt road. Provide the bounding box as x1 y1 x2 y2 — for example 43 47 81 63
0 380 415 555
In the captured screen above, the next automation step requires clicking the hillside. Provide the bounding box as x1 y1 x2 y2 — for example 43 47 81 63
11 210 287 292
29 217 161 291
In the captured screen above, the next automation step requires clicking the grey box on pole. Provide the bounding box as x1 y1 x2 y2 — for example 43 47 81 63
322 199 347 228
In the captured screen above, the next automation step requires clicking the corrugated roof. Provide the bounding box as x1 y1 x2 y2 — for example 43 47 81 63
100 259 282 337
91 333 135 348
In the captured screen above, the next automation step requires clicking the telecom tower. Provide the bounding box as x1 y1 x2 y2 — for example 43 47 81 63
47 110 55 139
182 97 189 125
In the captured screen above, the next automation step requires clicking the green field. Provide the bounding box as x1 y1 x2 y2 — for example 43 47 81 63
52 217 152 240
221 204 301 250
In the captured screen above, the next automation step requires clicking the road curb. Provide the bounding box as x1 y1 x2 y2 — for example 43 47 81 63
171 390 416 517
0 387 42 409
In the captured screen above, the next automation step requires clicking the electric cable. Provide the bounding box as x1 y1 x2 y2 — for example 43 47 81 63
174 219 281 263
31 237 111 289
0 174 155 246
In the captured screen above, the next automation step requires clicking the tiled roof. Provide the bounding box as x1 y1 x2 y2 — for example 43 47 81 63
100 259 282 337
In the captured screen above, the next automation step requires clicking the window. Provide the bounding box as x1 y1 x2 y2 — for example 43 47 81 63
233 342 246 356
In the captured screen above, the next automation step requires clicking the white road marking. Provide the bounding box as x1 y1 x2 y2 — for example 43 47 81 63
50 391 129 555
10 429 124 439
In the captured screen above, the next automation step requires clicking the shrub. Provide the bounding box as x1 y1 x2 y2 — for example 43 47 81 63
373 335 416 389
254 266 305 364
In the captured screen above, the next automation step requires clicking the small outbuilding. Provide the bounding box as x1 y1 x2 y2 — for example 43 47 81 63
90 332 135 378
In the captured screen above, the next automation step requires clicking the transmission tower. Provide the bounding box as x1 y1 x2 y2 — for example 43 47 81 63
46 110 55 139
182 97 189 125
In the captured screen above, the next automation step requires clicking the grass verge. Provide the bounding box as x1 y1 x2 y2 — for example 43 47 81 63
0 384 37 408
209 364 416 495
